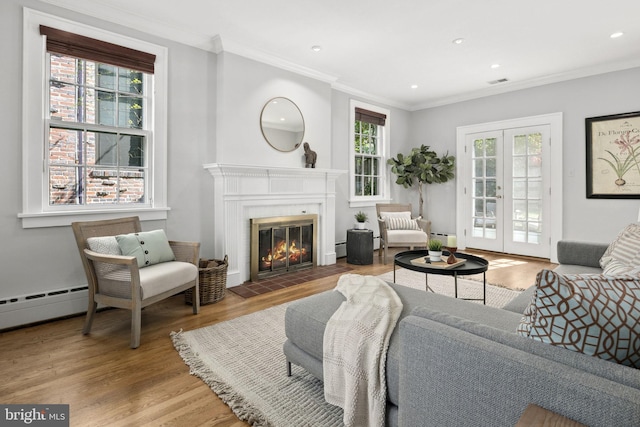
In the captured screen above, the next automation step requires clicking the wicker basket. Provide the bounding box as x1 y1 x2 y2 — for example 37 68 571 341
185 255 228 305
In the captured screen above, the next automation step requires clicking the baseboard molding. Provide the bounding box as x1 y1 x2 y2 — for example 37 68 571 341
0 287 88 330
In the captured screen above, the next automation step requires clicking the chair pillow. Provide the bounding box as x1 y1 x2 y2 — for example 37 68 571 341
86 236 121 255
385 217 421 230
116 229 176 268
600 223 640 276
380 211 412 221
517 269 640 368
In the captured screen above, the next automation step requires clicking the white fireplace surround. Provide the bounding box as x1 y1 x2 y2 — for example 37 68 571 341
204 163 346 287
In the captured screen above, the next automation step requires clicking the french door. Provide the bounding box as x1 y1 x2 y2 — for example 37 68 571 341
464 125 551 258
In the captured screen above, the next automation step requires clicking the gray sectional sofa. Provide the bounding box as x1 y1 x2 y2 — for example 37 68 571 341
283 241 640 427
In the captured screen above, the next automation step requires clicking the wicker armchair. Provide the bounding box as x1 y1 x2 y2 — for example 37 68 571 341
71 216 200 348
376 203 430 264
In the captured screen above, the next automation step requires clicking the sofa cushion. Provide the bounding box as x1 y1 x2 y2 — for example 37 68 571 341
116 229 176 268
517 269 640 368
600 223 640 276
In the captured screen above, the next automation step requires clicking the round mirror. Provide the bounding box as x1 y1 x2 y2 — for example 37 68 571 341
260 97 305 152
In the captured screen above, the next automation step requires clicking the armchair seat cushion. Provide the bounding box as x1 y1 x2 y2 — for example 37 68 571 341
139 261 197 299
386 229 428 245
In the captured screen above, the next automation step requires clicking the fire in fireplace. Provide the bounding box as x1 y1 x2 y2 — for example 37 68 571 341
250 214 318 281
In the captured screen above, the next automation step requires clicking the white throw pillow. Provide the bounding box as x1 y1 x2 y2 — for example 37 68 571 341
600 223 640 276
87 236 121 255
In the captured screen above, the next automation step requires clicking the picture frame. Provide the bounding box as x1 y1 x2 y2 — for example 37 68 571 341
586 111 640 198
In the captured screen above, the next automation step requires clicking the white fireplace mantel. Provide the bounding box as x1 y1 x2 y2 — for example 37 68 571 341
204 163 346 287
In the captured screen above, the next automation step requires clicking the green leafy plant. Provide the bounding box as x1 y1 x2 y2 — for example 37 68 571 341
354 211 368 223
428 239 443 251
387 144 455 217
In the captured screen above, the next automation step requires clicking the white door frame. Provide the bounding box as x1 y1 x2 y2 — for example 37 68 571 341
456 113 563 263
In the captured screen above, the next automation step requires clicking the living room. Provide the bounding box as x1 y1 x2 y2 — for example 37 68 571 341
2 0 640 425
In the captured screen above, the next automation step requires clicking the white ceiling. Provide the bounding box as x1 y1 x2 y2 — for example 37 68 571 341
44 0 640 110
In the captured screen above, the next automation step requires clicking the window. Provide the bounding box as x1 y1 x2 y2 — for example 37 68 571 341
349 100 391 207
20 9 168 228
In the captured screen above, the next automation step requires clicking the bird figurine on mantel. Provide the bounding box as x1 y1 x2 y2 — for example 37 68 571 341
303 142 317 168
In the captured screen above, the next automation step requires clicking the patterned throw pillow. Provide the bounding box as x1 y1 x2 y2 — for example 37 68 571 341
87 236 121 255
600 223 640 276
86 236 122 275
517 269 640 368
385 217 421 230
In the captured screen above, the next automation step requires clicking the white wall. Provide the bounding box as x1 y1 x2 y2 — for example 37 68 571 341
216 52 332 168
408 67 640 243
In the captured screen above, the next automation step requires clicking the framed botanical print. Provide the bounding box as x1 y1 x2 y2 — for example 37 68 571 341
586 111 640 198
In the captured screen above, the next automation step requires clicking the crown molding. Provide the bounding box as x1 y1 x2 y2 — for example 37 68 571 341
38 0 220 52
411 58 640 111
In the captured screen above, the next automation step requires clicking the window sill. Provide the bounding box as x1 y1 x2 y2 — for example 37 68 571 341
18 207 170 229
348 197 391 209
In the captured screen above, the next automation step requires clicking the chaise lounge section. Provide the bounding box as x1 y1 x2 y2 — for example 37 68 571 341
283 240 640 426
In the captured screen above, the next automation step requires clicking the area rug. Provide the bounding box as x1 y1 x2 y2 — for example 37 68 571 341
172 274 522 426
377 269 523 308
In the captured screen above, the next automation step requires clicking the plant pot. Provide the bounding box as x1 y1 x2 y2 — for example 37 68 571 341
355 222 366 230
428 250 442 262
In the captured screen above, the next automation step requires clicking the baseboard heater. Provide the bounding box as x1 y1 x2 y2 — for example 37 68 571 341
0 286 89 330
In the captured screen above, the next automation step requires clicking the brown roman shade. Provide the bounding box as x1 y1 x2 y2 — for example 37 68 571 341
355 107 386 126
40 25 156 74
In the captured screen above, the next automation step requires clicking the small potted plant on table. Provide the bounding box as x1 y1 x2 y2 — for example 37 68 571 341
354 211 368 230
428 239 443 262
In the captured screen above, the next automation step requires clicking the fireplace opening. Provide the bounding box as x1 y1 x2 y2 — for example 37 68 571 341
250 214 318 281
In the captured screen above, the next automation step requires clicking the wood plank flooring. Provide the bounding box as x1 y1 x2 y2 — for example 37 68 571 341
0 249 555 426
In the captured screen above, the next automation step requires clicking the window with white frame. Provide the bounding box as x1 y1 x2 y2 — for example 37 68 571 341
349 100 390 207
20 10 168 228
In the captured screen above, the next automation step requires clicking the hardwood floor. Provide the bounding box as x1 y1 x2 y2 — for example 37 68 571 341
0 248 555 426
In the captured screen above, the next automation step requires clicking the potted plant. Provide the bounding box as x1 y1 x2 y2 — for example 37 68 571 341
427 239 443 262
354 211 368 230
387 144 455 218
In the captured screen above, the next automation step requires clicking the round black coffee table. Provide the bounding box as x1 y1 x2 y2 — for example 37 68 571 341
393 249 489 304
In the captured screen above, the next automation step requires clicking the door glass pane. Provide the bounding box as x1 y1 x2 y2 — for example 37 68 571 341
474 159 483 177
486 179 496 197
486 158 497 177
514 135 527 155
513 179 526 198
485 138 497 156
528 179 542 199
474 179 484 197
473 139 484 156
513 157 526 177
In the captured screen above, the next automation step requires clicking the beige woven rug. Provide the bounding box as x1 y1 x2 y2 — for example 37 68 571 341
377 269 522 308
171 274 521 426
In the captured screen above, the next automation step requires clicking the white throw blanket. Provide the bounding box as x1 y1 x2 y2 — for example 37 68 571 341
323 274 403 427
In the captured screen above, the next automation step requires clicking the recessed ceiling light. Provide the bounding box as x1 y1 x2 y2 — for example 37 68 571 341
610 32 624 39
410 84 418 89
491 63 501 69
311 45 322 52
452 38 464 45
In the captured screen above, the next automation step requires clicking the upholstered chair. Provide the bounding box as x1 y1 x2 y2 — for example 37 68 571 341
376 203 430 264
71 216 200 348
